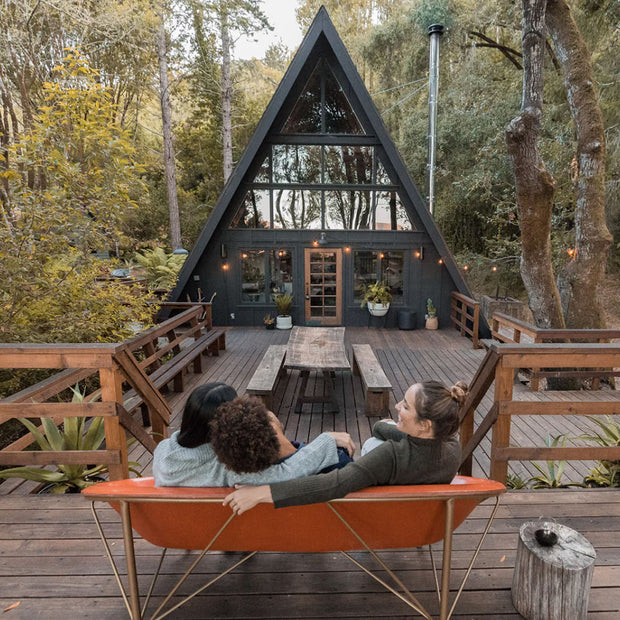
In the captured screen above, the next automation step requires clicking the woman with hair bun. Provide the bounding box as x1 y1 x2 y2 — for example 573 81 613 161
224 380 468 515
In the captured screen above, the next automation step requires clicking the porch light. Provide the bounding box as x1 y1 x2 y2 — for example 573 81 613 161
318 232 328 246
379 252 384 259
414 247 424 260
344 246 351 253
312 239 319 247
222 263 230 271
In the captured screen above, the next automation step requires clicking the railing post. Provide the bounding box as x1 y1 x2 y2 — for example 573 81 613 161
490 358 513 484
472 304 480 349
100 365 129 481
459 405 474 476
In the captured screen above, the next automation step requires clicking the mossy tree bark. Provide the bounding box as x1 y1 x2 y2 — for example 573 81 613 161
506 0 565 329
546 0 612 328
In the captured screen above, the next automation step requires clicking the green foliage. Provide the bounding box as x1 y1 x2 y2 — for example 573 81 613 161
411 0 456 32
505 472 529 489
530 434 584 489
580 416 620 488
360 281 393 308
425 298 437 318
0 50 153 344
135 247 187 290
273 293 293 316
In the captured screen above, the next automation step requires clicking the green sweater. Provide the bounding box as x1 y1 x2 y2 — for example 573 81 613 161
271 421 461 508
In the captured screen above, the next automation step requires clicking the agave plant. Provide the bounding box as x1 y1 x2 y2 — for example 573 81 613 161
0 384 139 493
529 434 584 489
580 416 620 488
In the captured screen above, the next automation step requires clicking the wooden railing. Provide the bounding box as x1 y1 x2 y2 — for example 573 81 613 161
459 341 620 484
0 303 222 489
450 292 480 349
490 312 620 389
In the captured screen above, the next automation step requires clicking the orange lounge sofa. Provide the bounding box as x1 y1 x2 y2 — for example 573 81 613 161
83 475 505 620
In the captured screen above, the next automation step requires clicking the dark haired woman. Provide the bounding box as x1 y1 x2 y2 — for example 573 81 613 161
153 382 350 487
224 381 467 514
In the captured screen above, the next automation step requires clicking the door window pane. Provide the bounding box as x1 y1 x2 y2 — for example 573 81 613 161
325 190 372 229
272 145 321 184
231 190 270 228
381 251 404 302
241 250 266 303
324 146 373 184
375 190 413 231
273 189 321 229
354 251 378 302
269 249 293 297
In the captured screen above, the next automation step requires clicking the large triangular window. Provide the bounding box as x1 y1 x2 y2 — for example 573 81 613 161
282 59 364 134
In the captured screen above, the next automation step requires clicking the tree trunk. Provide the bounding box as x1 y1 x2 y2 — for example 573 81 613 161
157 11 182 252
506 0 565 329
546 0 612 328
220 5 234 183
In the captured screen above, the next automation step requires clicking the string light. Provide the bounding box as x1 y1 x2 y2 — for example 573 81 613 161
491 265 497 272
463 265 469 271
312 240 319 247
438 258 443 264
222 263 229 271
344 246 351 253
379 252 384 259
241 253 248 259
567 248 576 258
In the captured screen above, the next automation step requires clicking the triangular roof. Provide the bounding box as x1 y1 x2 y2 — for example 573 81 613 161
171 6 472 302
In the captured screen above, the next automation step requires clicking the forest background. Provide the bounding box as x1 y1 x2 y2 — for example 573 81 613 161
0 0 618 357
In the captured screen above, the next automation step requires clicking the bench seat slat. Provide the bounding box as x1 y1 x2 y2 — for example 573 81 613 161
246 345 287 409
352 344 392 416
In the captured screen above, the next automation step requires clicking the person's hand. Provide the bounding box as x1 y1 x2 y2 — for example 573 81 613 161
327 431 355 458
223 485 273 515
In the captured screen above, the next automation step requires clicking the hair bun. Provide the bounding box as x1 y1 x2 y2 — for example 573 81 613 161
450 381 468 405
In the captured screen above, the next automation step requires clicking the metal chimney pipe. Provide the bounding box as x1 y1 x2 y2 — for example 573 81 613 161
427 23 444 216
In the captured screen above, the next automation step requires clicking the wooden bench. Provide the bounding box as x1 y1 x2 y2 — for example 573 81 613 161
246 345 287 409
352 344 392 415
83 475 505 620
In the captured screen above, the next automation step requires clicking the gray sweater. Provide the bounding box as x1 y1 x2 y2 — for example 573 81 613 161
271 421 461 508
153 431 339 487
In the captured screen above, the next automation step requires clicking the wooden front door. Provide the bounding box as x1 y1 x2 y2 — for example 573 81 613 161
304 248 342 325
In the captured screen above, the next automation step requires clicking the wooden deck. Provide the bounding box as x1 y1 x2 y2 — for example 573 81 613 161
0 489 618 618
1 327 620 617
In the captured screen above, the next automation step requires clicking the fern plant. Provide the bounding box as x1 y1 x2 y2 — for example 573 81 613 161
135 247 187 289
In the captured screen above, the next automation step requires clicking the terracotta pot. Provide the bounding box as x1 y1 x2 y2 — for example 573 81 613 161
425 316 438 330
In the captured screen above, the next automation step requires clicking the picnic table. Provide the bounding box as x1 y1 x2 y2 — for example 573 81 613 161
285 326 350 412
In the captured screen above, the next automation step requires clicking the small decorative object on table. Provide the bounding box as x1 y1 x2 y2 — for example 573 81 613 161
274 293 293 329
361 281 392 317
263 314 276 330
425 297 438 329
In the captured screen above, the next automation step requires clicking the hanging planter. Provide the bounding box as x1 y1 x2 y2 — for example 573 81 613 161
368 302 390 317
360 281 393 318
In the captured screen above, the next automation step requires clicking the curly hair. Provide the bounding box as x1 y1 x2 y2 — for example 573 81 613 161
211 396 280 473
413 380 469 441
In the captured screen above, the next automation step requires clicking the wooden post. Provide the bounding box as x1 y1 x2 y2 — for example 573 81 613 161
512 522 596 619
459 405 474 477
99 366 129 481
490 359 513 484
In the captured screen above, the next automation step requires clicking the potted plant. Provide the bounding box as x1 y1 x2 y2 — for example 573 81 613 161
274 293 293 329
263 313 276 330
360 281 392 317
425 297 438 329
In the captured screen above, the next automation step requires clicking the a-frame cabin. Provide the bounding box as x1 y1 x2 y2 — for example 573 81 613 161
171 7 474 329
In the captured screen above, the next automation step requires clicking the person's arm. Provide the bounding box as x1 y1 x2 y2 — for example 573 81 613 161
225 432 343 485
372 420 407 442
225 440 396 513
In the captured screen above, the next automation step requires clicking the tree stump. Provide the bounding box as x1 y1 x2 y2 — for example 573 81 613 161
512 521 596 619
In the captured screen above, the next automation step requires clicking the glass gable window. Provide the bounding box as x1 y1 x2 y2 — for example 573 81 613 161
273 145 321 184
231 190 270 229
283 60 363 135
353 250 404 303
228 57 415 231
241 249 293 303
273 189 321 229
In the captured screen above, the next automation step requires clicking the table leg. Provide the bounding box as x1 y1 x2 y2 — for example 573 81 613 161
294 370 340 413
295 370 310 413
